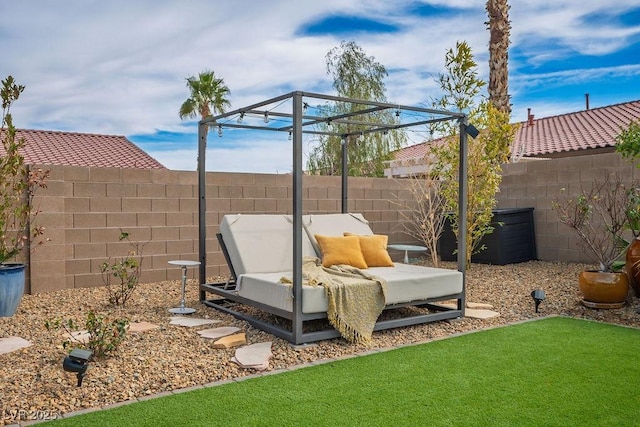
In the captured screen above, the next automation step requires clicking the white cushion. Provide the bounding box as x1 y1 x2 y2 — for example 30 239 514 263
219 214 316 275
237 264 463 314
304 213 374 255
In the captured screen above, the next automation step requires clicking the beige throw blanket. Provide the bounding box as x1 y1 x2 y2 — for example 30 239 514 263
280 257 387 344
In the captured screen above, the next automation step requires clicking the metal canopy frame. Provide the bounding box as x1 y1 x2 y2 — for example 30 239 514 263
197 90 471 344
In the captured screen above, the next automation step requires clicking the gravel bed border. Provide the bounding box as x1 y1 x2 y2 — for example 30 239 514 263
1 260 639 425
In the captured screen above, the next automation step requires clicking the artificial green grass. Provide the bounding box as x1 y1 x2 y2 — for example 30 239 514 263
46 317 640 426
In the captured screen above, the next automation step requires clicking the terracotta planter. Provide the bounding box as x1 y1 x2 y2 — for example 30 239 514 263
578 270 629 309
625 237 640 297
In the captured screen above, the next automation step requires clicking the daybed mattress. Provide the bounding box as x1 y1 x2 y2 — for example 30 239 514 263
237 263 463 314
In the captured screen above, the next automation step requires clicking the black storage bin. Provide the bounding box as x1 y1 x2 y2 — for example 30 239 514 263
439 207 536 265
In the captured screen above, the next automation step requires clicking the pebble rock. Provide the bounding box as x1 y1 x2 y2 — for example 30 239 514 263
1 261 639 424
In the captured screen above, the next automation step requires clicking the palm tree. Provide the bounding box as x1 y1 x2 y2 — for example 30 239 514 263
486 0 511 116
179 70 231 133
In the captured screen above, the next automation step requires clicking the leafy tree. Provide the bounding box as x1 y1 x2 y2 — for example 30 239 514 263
307 41 405 176
179 70 231 134
615 120 640 166
430 42 515 266
0 76 50 264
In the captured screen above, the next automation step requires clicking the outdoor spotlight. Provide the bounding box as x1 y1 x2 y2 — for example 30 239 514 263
465 123 480 139
63 348 93 387
531 289 546 313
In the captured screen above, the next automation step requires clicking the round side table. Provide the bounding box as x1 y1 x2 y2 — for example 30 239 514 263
168 260 200 314
387 244 427 264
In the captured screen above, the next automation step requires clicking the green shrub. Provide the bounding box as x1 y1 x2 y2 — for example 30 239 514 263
45 310 129 359
101 230 148 306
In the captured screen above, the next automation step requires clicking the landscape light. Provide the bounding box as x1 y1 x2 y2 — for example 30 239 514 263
63 348 93 387
465 123 480 139
531 289 546 313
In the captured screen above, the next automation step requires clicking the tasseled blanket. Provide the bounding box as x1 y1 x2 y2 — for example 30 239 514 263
280 257 387 344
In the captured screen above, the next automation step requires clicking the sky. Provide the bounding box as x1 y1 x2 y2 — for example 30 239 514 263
2 1 640 173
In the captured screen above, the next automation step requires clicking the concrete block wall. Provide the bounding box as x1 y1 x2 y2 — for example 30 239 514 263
497 152 640 265
28 165 415 294
28 153 632 294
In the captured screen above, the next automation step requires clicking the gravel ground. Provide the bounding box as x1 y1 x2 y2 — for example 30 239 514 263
2 260 640 424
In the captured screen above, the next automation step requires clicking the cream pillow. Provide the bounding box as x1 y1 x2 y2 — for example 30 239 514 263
314 234 368 269
344 233 394 267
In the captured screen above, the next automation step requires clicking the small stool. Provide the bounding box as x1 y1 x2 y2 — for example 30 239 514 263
168 260 200 315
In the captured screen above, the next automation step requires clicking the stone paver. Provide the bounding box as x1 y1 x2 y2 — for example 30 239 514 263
0 336 32 355
169 317 220 327
436 303 500 319
197 326 240 340
128 322 160 332
213 333 247 349
64 330 90 344
464 308 500 319
466 302 494 310
232 341 272 370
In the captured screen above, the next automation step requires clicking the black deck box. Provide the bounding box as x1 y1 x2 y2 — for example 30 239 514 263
439 207 536 265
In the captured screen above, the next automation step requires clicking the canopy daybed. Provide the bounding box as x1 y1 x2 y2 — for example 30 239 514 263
197 91 476 344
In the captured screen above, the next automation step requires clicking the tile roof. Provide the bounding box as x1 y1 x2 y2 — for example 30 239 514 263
390 99 640 165
512 99 640 158
0 129 166 169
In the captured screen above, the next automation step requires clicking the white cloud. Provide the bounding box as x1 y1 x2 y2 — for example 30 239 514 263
2 1 640 172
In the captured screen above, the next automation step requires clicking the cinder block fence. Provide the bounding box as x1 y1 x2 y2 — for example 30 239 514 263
29 166 416 294
26 152 639 294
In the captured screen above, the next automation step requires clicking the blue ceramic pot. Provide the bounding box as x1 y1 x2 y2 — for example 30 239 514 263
0 263 26 317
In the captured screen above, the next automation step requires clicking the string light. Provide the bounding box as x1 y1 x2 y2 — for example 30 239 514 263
237 112 244 123
359 132 364 142
264 111 269 123
288 131 292 141
217 125 223 137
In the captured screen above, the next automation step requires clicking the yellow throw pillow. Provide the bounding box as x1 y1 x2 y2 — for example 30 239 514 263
314 234 368 269
344 233 394 267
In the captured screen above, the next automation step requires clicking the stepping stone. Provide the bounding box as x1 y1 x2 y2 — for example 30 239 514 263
213 333 247 349
434 303 500 319
467 301 494 310
197 326 241 340
169 317 220 327
232 341 272 370
128 321 160 332
465 308 500 319
65 330 90 344
0 337 32 355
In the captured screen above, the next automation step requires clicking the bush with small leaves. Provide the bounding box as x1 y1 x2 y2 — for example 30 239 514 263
45 310 129 359
101 230 149 306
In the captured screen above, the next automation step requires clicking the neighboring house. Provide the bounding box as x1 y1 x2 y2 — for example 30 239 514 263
0 129 166 169
385 99 640 178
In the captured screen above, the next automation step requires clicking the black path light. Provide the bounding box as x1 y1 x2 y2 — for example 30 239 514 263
531 289 546 313
63 348 93 387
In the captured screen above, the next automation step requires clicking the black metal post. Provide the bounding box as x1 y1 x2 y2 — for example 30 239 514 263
458 118 468 314
341 137 348 213
197 122 207 290
292 92 304 344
